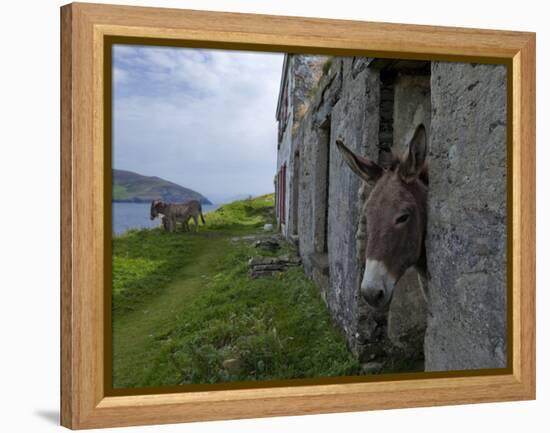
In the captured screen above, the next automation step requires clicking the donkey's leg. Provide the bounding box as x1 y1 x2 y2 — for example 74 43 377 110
192 215 199 232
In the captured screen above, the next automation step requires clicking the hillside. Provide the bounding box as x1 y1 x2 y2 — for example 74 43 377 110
112 169 212 204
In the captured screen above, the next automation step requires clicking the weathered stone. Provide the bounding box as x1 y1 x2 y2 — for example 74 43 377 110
361 361 385 374
387 268 427 349
276 54 506 372
251 264 285 271
277 55 330 238
248 255 300 266
393 74 431 155
327 58 378 356
222 358 241 373
248 254 301 278
425 62 507 371
279 56 429 363
254 237 280 252
231 234 270 243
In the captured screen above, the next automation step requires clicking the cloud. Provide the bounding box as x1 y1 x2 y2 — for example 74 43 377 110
113 67 129 85
112 45 284 203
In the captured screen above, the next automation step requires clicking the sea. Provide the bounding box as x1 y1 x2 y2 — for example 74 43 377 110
112 202 219 236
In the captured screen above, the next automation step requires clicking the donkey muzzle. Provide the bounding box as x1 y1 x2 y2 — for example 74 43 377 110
361 260 395 309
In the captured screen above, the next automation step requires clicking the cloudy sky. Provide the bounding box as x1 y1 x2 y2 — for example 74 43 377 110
113 45 284 204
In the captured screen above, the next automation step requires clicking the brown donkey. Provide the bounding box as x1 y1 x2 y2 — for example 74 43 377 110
150 199 206 233
336 124 428 310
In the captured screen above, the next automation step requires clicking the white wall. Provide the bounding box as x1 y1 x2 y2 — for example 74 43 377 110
1 1 546 432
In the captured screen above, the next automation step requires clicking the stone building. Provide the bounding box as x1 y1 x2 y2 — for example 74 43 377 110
275 54 507 371
275 54 329 240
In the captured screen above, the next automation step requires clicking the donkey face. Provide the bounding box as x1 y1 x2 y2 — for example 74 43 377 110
337 125 428 309
150 200 165 220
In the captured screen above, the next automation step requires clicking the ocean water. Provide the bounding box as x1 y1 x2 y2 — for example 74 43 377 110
112 202 219 235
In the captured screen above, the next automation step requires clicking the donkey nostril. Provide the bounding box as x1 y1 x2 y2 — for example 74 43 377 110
363 287 385 308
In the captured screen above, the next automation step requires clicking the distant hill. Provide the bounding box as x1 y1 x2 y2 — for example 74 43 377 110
113 169 212 204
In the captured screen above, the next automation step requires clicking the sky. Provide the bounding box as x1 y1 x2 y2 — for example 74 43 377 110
112 45 284 204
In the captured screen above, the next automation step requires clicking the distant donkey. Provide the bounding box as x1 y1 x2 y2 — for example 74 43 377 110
150 199 206 233
336 124 428 310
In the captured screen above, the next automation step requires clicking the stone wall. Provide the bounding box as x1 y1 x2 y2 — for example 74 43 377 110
393 74 431 154
278 55 507 371
277 55 329 237
293 57 372 355
425 62 508 371
386 67 431 354
327 58 377 357
290 57 427 363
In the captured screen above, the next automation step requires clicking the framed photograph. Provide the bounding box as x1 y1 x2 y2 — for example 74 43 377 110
60 2 535 429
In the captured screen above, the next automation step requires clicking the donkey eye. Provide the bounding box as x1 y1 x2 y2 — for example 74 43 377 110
395 214 409 224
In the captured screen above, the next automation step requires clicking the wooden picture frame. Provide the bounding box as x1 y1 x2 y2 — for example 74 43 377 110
60 2 535 429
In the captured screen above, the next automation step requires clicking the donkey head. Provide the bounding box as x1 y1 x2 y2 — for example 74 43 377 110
150 200 166 220
337 124 428 310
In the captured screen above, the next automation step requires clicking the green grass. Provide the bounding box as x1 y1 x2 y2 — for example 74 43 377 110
205 193 275 229
112 193 362 388
112 183 132 201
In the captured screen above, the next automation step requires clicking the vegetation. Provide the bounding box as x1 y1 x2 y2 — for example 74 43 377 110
112 194 362 388
112 168 212 204
322 58 333 77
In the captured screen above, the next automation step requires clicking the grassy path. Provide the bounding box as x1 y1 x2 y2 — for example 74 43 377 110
112 234 231 388
112 195 362 389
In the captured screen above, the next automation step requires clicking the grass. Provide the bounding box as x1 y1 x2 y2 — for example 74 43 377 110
112 183 132 201
112 193 362 388
205 193 275 229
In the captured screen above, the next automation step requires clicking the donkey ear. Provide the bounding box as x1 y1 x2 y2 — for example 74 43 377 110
399 124 427 183
336 139 383 185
